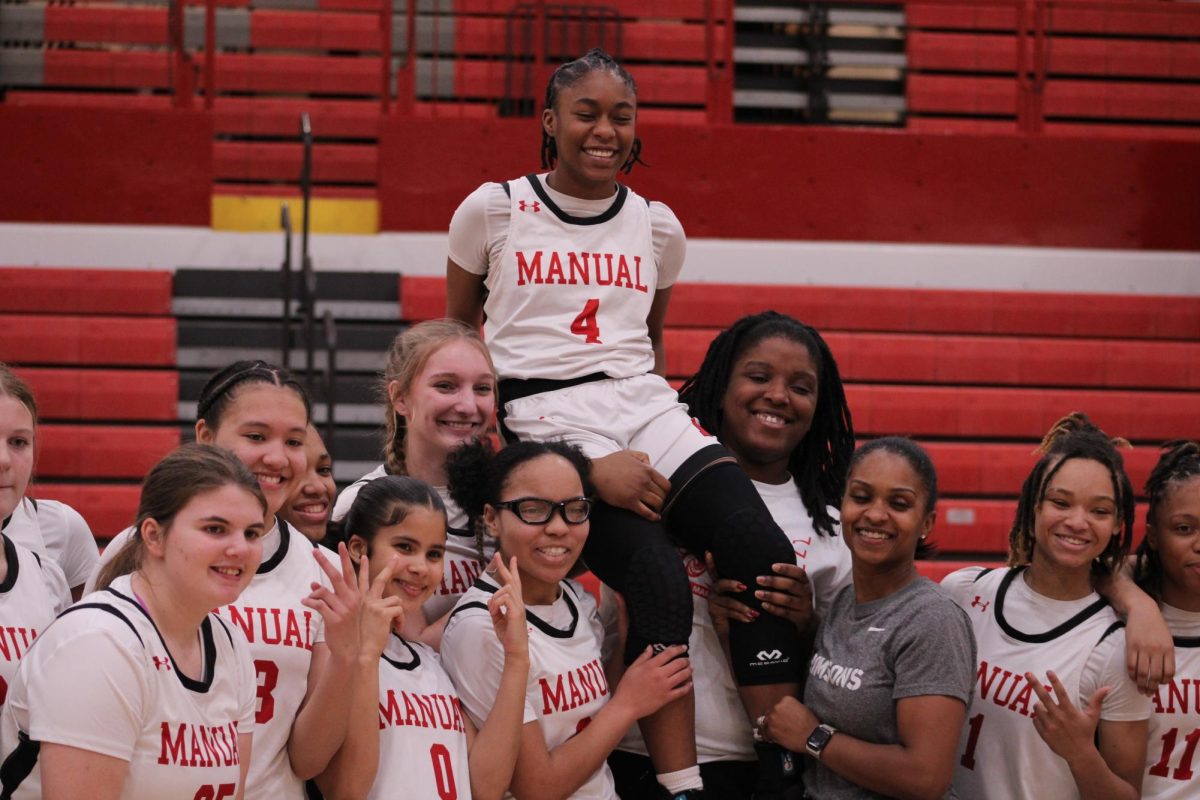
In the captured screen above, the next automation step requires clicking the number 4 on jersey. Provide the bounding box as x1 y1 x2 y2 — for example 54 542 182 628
570 299 602 344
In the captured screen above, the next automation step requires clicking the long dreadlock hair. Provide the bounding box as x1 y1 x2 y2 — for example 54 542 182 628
677 311 854 537
1134 440 1200 601
540 48 645 174
1007 412 1135 577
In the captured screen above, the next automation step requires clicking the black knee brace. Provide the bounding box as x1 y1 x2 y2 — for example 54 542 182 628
583 501 693 665
666 461 802 685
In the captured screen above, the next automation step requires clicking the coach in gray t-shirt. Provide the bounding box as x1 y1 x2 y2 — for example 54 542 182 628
803 578 976 799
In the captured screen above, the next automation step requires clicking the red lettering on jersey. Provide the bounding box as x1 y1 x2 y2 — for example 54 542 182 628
379 691 468 731
546 252 567 284
0 627 38 662
539 659 609 715
976 660 1045 719
568 252 589 285
1156 678 1200 715
517 251 543 285
159 722 240 767
594 253 610 285
224 607 313 651
633 256 648 292
683 555 706 579
615 255 633 289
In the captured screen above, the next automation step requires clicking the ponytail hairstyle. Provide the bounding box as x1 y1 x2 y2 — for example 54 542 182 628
678 311 854 537
379 320 495 476
1008 412 1135 577
96 444 267 591
1134 440 1200 601
846 437 939 558
447 439 593 560
196 360 311 429
338 475 446 559
541 47 645 174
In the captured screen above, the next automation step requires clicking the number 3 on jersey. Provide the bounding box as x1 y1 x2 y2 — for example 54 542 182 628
570 299 602 344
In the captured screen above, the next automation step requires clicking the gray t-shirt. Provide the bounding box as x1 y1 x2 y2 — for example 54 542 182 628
802 577 977 800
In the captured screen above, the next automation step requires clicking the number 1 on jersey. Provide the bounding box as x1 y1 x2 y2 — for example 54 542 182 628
570 299 602 344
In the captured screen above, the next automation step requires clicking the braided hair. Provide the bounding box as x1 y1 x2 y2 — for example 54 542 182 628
678 311 854 537
1134 440 1200 601
541 48 645 174
338 474 447 560
1008 412 1135 577
196 360 311 429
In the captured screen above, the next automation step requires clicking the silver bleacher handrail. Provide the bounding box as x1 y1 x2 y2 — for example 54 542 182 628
323 310 337 460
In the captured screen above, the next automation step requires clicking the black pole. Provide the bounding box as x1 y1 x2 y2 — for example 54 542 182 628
323 310 337 461
279 203 293 368
299 112 316 398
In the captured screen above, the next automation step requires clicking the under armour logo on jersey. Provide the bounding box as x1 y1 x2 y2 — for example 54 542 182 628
971 596 990 613
152 656 172 672
518 200 541 213
756 649 784 661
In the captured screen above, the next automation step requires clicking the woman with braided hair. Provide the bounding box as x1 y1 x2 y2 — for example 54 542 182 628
447 49 810 798
943 413 1152 800
1132 440 1200 799
608 311 856 798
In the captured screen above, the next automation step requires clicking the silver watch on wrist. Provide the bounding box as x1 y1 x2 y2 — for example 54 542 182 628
805 723 837 760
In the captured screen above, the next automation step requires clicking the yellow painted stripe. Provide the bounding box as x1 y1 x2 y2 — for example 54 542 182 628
212 195 378 234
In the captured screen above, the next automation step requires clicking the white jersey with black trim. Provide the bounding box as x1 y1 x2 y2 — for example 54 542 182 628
450 174 684 381
0 533 70 707
215 519 331 800
608 485 850 763
3 496 98 592
0 574 257 800
443 576 616 799
332 464 494 622
943 566 1151 800
1143 603 1200 799
367 634 473 800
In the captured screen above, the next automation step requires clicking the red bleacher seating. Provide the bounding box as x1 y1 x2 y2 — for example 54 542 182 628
0 315 175 367
0 268 172 315
15 368 177 422
36 425 181 480
29 483 140 540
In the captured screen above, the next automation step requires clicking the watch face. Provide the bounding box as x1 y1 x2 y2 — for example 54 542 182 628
806 725 834 755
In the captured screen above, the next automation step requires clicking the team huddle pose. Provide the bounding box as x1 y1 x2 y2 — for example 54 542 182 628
0 48 1195 800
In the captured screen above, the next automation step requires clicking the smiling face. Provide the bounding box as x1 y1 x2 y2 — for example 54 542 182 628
484 454 589 605
351 504 447 615
719 335 819 484
0 395 35 520
147 483 266 610
393 339 496 481
1032 457 1119 577
285 427 336 543
841 450 934 575
542 69 637 200
195 384 308 520
1147 475 1200 611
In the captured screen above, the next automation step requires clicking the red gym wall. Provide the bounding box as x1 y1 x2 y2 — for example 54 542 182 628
0 106 213 226
379 118 1200 250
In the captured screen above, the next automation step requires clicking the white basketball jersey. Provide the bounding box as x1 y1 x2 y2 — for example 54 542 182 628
215 520 329 800
0 574 256 799
368 635 473 800
444 576 616 799
945 567 1140 800
482 175 660 381
1143 603 1200 799
330 466 493 622
3 496 97 591
0 534 68 707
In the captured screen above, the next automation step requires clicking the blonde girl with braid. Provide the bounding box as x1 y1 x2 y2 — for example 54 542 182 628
332 320 499 638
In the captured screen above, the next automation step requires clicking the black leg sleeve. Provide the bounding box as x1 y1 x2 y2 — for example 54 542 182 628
583 501 693 665
666 461 802 685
